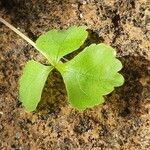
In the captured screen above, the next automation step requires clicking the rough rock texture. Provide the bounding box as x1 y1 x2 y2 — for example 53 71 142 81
0 0 150 149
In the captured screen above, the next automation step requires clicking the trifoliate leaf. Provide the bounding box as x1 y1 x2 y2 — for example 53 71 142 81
36 26 88 65
57 44 124 110
19 60 53 112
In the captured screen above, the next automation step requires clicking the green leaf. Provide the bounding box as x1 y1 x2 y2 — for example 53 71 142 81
36 26 88 65
58 44 124 110
19 60 53 112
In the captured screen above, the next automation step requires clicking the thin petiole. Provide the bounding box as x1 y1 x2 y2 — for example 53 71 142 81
0 17 63 65
0 17 36 49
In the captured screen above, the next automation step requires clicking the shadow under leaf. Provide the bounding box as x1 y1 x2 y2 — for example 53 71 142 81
106 55 150 117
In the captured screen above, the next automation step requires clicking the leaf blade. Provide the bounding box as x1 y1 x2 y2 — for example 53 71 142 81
19 60 53 112
58 43 124 110
36 26 88 65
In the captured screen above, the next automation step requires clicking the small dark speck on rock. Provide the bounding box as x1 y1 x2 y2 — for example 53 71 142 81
64 138 72 146
0 85 7 94
78 138 85 146
120 108 130 117
26 119 32 124
74 116 92 134
11 144 16 149
39 114 49 120
16 101 22 107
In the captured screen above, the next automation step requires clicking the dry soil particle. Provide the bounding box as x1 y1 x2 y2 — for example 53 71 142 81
0 0 150 150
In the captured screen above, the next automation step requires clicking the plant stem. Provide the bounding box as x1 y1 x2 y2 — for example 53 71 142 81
0 17 64 65
0 17 36 49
